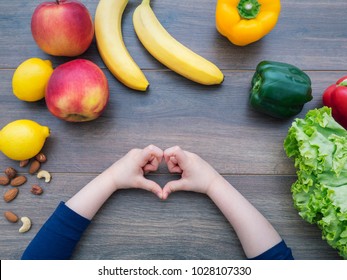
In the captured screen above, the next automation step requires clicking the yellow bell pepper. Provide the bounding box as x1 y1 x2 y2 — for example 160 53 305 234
216 0 281 46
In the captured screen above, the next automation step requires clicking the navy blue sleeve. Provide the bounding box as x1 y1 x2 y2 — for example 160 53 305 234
21 202 91 260
249 240 294 260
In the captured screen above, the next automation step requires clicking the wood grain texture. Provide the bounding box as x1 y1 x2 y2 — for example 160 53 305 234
0 70 342 175
0 0 345 260
0 0 347 70
0 174 340 259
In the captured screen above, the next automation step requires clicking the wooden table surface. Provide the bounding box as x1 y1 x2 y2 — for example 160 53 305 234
0 0 346 260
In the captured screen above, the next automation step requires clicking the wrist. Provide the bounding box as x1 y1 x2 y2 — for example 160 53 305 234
101 166 121 193
206 175 230 198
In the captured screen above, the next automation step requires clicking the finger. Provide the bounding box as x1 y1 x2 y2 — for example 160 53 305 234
164 156 181 173
143 156 161 173
164 146 188 172
162 179 187 200
163 146 181 163
143 163 156 173
140 145 163 168
170 156 178 165
145 156 164 173
137 177 163 199
164 146 188 167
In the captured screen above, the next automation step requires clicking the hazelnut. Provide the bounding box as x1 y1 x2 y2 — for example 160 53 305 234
4 167 17 179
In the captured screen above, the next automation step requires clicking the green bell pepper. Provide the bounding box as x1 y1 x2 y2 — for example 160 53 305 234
249 61 313 118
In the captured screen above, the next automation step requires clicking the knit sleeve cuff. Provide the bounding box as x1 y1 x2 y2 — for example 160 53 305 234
249 240 294 260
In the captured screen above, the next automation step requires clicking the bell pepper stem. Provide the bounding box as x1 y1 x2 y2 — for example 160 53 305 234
338 79 347 87
237 0 261 19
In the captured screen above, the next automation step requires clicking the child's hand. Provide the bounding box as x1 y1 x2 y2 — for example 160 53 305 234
162 146 221 199
110 145 163 199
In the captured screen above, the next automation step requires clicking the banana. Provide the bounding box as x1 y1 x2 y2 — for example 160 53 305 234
95 0 149 91
133 0 224 85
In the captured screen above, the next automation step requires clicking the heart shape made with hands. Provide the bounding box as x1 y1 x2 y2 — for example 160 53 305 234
131 145 214 200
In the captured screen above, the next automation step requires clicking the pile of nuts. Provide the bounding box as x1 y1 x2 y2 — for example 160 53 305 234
1 152 52 233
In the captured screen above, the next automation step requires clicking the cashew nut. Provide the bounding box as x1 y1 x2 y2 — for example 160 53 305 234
19 216 31 233
37 170 51 183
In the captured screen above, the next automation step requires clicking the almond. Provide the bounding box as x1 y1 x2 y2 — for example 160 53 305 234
19 159 29 168
29 160 41 174
0 175 10 186
35 152 47 163
4 188 19 202
4 211 18 223
10 175 27 187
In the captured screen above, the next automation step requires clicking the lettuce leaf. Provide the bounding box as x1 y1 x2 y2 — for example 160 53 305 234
284 107 347 259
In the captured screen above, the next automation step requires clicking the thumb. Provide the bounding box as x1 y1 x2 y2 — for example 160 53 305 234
162 178 187 200
138 177 163 199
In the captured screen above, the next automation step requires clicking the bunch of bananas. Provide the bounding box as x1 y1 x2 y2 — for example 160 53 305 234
95 0 224 91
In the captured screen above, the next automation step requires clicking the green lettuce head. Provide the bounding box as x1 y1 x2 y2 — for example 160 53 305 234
284 107 347 259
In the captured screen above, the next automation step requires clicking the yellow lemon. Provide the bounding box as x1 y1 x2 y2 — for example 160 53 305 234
0 119 50 160
12 58 54 102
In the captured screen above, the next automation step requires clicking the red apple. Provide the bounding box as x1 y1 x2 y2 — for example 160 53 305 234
45 59 109 122
31 0 94 57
